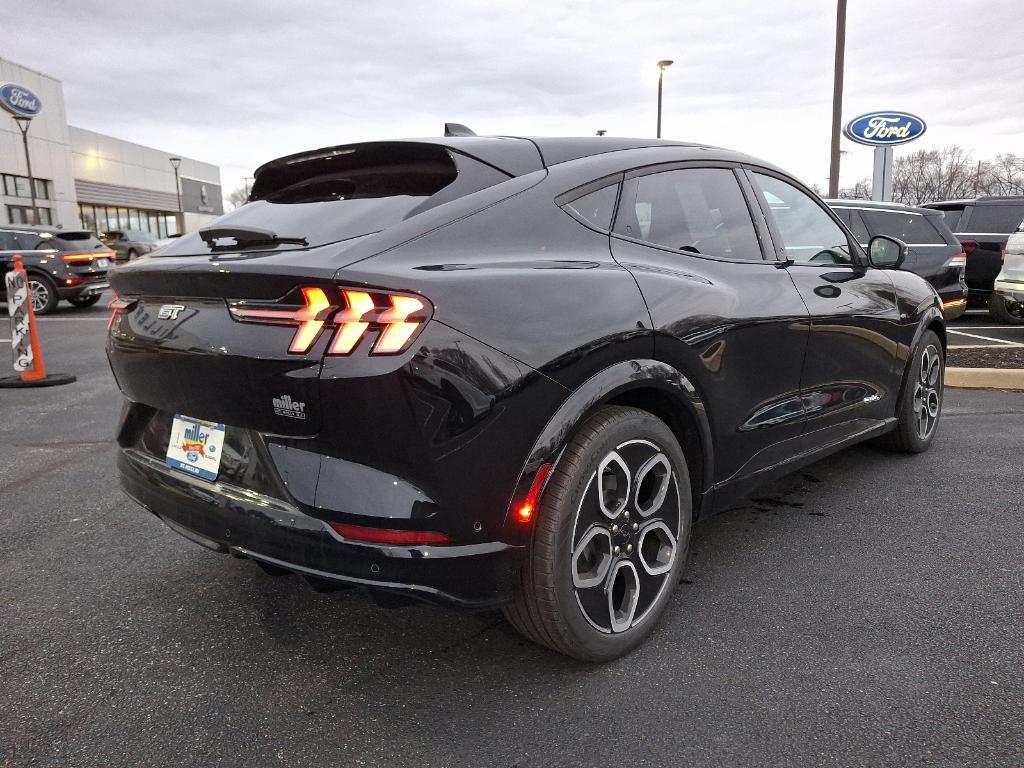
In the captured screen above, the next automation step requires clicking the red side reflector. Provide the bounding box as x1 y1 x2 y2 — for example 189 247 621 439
328 521 451 546
959 239 978 259
515 462 553 524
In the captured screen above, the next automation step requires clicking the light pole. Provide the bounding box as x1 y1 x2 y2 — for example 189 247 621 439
12 116 38 225
169 157 182 233
656 60 673 139
827 0 848 198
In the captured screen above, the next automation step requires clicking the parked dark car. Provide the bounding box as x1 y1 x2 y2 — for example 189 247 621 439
922 196 1024 321
0 225 114 314
828 200 967 320
100 228 161 262
107 136 946 661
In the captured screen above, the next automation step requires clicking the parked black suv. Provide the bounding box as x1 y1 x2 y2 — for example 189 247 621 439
922 196 1024 321
0 225 115 314
828 200 967 319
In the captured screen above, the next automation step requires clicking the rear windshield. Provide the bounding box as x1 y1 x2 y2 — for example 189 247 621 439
157 143 507 256
860 210 945 245
52 232 109 252
965 204 1024 234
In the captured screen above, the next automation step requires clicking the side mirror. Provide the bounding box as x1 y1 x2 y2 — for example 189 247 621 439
867 235 908 269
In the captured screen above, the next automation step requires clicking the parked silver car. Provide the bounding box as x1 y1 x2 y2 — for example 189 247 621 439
993 219 1024 324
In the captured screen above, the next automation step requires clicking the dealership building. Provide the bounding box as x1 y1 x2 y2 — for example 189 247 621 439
0 57 223 236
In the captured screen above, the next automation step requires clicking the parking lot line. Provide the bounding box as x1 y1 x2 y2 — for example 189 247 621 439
947 329 1024 346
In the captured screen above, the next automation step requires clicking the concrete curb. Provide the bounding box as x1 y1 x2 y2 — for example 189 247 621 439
946 367 1024 391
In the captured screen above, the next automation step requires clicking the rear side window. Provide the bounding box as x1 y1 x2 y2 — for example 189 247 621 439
859 210 945 245
564 185 619 230
965 204 1024 234
937 206 965 230
615 168 763 260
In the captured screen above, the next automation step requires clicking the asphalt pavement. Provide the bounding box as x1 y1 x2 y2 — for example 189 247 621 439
2 302 1023 768
948 310 1024 347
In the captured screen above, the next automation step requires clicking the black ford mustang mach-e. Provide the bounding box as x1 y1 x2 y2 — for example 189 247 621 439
107 135 945 661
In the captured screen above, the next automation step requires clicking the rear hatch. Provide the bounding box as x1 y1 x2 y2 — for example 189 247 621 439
50 230 115 278
107 139 539 438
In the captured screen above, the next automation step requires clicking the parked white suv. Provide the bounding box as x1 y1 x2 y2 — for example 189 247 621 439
993 219 1024 324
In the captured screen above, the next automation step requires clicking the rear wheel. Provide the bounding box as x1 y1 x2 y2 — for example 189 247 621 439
68 294 101 308
877 330 943 453
28 274 59 315
127 249 139 261
988 294 1024 325
503 405 691 662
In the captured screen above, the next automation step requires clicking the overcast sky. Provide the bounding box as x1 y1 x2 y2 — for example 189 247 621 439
6 0 1023 200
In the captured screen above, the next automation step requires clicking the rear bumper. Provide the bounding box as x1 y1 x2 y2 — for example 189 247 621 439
57 280 108 299
118 447 522 609
994 277 1024 304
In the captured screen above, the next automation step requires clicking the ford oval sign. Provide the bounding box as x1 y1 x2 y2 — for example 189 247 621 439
0 83 43 118
843 111 925 147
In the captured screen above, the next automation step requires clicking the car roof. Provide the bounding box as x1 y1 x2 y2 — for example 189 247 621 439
825 199 938 216
923 196 1024 206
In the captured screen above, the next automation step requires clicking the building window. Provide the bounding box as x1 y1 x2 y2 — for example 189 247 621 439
7 205 52 225
2 174 51 200
79 203 179 239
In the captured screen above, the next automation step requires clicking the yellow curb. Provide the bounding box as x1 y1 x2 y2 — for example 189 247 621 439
946 367 1024 391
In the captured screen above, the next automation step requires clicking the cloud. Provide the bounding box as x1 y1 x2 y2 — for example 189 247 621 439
5 0 1022 194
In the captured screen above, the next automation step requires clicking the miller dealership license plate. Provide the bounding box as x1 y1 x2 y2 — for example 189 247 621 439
165 415 225 481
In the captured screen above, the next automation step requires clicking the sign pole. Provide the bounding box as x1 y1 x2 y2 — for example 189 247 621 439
0 255 75 388
871 146 894 202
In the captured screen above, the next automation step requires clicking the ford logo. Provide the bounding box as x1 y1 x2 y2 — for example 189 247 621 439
0 83 43 118
843 111 925 147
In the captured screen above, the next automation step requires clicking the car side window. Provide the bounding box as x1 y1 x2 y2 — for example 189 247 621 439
860 210 944 245
564 184 619 231
751 173 853 265
614 168 763 260
834 208 870 244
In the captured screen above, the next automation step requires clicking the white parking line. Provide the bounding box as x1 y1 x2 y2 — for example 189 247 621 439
947 329 1024 345
950 326 1024 331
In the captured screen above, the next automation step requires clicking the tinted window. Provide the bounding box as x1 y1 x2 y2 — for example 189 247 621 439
936 206 965 230
752 173 851 264
53 232 108 252
615 168 762 260
565 184 618 230
966 204 1024 234
833 208 870 243
860 210 944 245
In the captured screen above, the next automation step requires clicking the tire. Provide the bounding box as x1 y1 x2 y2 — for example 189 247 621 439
987 293 1024 325
127 249 139 261
27 274 59 315
68 294 101 308
503 405 692 662
876 330 944 453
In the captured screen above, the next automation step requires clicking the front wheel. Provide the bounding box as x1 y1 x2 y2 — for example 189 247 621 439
28 275 59 315
988 294 1024 325
877 330 944 453
503 405 692 662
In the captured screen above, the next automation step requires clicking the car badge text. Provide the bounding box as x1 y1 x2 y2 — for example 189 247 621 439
157 304 186 320
272 395 307 419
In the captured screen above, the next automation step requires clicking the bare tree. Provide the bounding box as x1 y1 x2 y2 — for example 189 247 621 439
838 177 871 200
224 187 249 211
891 146 1024 205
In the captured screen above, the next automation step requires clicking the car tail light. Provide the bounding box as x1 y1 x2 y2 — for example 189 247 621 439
1001 241 1007 263
327 521 451 546
62 250 115 263
944 252 967 269
107 293 136 330
230 286 432 356
958 239 978 259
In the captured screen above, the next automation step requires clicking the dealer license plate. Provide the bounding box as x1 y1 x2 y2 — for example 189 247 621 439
165 414 225 481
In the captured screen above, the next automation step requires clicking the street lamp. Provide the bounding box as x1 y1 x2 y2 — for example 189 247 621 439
656 60 673 139
168 157 182 233
12 116 38 225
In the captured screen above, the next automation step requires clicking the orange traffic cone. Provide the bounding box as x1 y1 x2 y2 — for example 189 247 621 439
0 254 76 388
